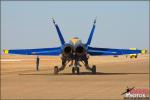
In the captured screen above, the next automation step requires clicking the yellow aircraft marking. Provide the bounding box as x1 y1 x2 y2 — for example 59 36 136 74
3 49 9 54
141 49 147 54
71 38 78 45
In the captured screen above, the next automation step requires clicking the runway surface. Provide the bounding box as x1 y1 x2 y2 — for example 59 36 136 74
1 54 149 99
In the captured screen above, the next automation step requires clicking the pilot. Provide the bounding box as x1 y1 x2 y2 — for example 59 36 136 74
36 56 40 71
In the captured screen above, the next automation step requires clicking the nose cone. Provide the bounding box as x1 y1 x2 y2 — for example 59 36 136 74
71 38 78 45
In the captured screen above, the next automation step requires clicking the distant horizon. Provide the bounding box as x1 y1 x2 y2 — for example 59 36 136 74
1 1 149 52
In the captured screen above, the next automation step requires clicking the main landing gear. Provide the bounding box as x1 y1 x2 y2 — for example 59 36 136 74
92 65 96 74
54 65 96 75
54 66 59 74
71 65 96 74
53 57 97 75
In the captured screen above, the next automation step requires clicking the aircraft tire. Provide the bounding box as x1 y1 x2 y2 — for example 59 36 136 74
92 65 96 74
54 66 58 74
72 67 75 74
76 67 80 74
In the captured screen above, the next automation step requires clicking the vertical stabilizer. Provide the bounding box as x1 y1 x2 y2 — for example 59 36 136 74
52 18 65 45
86 18 96 46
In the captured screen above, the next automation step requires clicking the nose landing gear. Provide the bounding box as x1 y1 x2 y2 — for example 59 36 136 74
72 67 80 74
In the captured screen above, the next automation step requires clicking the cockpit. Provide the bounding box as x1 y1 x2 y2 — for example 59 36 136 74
69 37 82 46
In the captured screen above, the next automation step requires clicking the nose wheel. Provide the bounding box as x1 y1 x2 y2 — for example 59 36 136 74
72 67 80 74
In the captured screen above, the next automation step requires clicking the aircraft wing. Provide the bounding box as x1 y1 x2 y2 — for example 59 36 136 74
3 47 62 56
87 46 141 56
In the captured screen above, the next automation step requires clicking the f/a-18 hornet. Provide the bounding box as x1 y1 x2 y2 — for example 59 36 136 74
3 18 141 74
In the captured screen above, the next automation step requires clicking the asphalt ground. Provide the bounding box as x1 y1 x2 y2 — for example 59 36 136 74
1 54 149 99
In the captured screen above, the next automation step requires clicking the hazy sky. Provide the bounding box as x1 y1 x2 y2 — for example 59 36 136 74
1 1 149 51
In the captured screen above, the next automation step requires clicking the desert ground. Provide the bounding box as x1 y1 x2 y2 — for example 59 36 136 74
1 54 149 99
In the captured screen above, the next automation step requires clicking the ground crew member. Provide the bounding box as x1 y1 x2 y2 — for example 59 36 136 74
36 56 40 71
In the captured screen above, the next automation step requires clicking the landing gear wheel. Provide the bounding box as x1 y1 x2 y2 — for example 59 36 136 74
54 66 58 74
92 65 96 74
72 67 75 74
76 67 80 74
72 67 80 74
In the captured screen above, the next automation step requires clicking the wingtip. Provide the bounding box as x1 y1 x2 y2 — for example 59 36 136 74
3 49 9 54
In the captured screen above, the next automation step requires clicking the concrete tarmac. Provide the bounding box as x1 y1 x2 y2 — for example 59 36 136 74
1 54 149 99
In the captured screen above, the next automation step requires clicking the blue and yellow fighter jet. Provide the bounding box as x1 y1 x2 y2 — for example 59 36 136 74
3 18 142 74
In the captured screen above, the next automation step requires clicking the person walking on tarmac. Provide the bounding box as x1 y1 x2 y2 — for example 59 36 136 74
36 56 40 71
